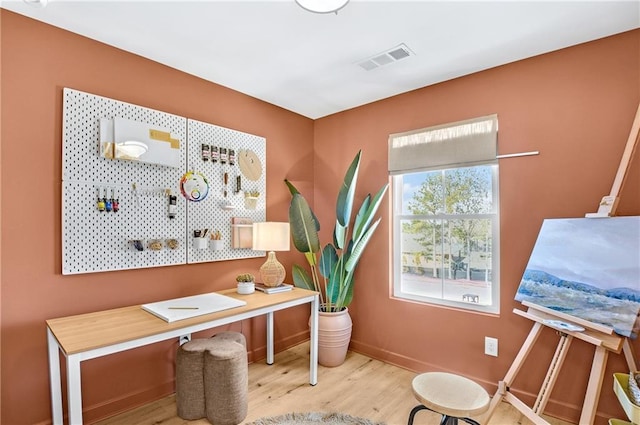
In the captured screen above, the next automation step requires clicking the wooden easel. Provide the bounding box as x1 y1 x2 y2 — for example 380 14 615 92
483 102 640 425
484 303 636 425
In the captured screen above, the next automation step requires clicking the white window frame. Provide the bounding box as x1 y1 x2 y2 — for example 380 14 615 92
389 115 500 314
391 165 500 314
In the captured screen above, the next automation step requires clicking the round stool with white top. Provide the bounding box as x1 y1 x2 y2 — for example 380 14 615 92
408 372 490 425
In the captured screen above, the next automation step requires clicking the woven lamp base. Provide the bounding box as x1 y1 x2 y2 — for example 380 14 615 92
260 251 285 287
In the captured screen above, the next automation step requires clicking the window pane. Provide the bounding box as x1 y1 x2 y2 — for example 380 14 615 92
443 219 492 306
402 171 444 215
444 166 493 214
401 219 444 298
401 218 442 277
400 218 492 306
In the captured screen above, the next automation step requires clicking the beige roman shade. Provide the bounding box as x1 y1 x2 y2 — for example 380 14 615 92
388 114 498 174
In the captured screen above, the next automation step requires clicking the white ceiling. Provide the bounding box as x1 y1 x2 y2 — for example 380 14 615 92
2 0 639 119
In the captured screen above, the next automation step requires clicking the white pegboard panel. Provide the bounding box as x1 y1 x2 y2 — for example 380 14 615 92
186 118 266 264
62 88 187 274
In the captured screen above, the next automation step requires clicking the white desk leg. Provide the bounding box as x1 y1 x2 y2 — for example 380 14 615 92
67 354 83 424
266 311 274 365
47 328 63 425
309 294 319 385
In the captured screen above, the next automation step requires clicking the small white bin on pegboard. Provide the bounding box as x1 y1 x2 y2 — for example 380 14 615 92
193 237 208 250
244 196 259 210
210 239 224 251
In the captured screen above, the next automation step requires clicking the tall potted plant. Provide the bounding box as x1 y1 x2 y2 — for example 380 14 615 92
285 150 388 366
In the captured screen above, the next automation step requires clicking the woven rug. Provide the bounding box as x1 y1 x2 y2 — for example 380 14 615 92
246 412 386 425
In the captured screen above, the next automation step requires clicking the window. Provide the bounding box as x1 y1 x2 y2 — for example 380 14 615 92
389 115 500 313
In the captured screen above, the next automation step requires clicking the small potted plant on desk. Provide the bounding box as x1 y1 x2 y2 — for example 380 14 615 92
285 150 388 367
236 273 255 294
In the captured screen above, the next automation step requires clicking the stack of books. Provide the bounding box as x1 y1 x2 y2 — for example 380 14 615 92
254 283 294 294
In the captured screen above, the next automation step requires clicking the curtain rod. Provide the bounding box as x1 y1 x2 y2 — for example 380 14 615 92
496 151 539 159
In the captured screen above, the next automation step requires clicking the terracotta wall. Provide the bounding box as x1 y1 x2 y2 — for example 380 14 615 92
311 30 640 424
0 10 314 425
1 9 639 425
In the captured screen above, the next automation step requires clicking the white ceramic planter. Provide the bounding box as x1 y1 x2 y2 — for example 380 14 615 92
237 281 255 294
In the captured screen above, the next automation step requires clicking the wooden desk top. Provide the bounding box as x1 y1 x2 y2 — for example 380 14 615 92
47 288 317 355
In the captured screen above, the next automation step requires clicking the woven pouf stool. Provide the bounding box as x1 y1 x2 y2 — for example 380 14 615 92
204 338 248 425
176 338 213 420
408 372 490 425
211 330 247 349
175 332 248 423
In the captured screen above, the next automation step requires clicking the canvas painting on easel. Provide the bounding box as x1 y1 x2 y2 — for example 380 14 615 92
515 216 640 338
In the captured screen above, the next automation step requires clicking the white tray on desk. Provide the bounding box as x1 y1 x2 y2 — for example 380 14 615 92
141 292 246 323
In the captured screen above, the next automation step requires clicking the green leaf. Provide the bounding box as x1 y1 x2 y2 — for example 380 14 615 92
346 218 381 272
353 183 388 246
285 179 320 232
334 219 347 250
336 271 355 309
319 244 338 279
336 150 361 227
353 194 371 242
340 238 354 267
331 240 352 309
289 193 320 254
326 267 341 308
284 179 300 195
292 264 315 291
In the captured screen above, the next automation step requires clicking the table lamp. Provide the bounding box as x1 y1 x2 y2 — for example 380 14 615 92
252 222 290 287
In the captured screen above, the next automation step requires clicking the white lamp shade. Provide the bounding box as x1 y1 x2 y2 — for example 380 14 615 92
252 222 290 252
295 0 349 14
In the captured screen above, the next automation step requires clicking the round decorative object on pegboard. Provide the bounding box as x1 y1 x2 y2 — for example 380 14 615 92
238 149 262 181
180 171 209 202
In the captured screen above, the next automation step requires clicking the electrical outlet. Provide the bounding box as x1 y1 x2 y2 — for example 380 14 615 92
485 336 498 357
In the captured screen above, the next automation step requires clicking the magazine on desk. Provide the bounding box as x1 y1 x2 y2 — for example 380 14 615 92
254 283 293 294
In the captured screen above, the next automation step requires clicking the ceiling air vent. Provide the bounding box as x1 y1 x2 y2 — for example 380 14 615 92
357 43 414 71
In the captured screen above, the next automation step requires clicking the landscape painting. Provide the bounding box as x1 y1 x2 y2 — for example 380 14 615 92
515 216 640 338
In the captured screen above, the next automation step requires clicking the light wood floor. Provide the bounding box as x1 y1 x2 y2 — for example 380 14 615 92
95 342 574 425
